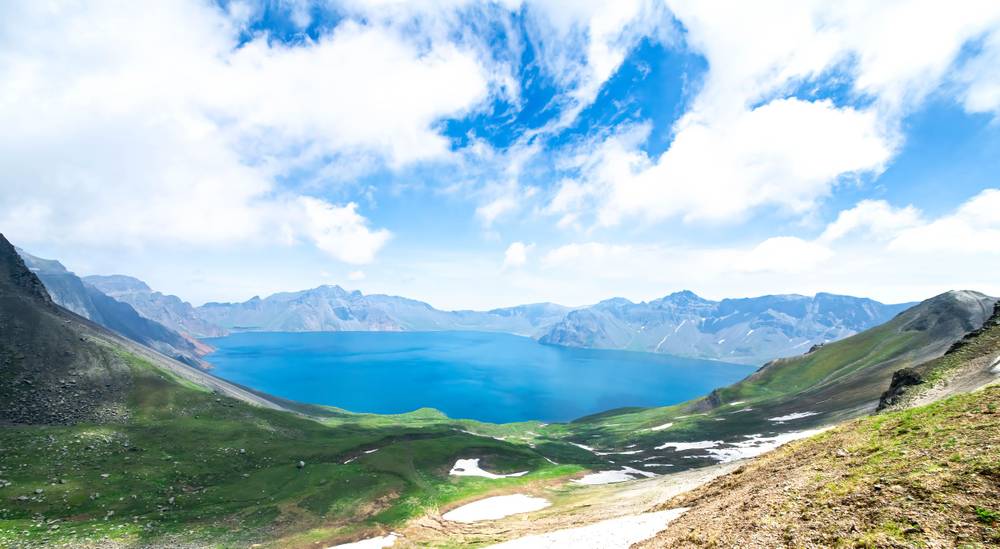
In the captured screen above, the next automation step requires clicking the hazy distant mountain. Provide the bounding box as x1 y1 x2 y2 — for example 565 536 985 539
84 274 228 338
13 249 920 365
538 291 914 364
196 285 570 337
16 250 211 368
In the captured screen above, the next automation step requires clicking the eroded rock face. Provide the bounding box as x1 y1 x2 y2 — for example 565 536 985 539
877 368 923 412
539 291 914 365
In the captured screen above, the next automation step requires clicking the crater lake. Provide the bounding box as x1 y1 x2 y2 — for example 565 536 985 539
204 331 756 423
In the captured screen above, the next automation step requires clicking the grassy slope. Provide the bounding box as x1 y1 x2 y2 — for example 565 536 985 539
552 292 993 463
0 350 592 548
639 384 1000 548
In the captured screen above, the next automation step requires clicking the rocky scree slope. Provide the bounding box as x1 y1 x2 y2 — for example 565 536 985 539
16 249 211 368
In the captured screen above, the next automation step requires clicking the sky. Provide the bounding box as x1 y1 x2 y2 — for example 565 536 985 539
2 0 1000 310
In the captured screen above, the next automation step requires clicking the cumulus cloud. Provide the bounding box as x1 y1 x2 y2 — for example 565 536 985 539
820 200 924 242
0 0 491 261
889 189 1000 254
502 241 532 268
295 199 391 264
546 1 1000 229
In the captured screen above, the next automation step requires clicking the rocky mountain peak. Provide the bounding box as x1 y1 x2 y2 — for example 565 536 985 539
0 234 53 304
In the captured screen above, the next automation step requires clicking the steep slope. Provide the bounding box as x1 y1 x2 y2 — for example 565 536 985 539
16 250 211 368
553 291 995 472
1 236 279 425
84 274 228 338
539 291 912 364
712 290 995 411
637 385 1000 548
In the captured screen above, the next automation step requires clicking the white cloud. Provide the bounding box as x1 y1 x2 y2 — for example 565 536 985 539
295 198 391 264
0 0 493 261
348 270 367 281
523 0 673 127
547 1 1000 229
502 241 532 268
595 98 894 225
889 188 1000 254
728 237 833 274
820 200 923 242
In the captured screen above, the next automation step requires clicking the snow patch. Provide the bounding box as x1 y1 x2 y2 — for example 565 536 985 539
655 440 721 451
569 442 599 454
990 355 1000 374
647 422 674 431
571 466 656 485
704 429 827 463
449 458 528 479
769 411 819 422
443 494 550 523
485 508 689 549
326 533 398 549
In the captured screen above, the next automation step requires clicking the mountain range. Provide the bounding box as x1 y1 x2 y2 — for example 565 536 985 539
539 291 914 364
16 249 212 369
14 248 915 366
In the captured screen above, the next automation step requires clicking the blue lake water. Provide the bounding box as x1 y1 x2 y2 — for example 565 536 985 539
204 331 756 424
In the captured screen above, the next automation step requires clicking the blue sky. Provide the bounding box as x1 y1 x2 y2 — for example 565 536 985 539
2 1 1000 309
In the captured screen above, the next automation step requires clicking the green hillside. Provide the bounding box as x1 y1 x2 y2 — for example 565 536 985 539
639 384 1000 548
0 235 591 548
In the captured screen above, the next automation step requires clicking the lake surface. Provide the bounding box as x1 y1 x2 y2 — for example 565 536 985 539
204 331 756 423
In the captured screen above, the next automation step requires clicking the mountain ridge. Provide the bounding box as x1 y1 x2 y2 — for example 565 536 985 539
539 290 914 364
16 250 213 369
13 249 921 365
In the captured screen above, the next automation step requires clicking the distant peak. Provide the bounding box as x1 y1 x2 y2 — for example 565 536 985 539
83 274 152 294
597 297 633 307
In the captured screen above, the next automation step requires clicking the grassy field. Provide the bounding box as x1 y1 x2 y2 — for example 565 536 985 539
0 351 589 548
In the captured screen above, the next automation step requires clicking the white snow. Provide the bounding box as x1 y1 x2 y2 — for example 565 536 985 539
569 442 599 453
991 355 1000 374
485 508 689 549
704 429 826 463
364 448 380 454
457 429 507 441
647 422 674 431
326 533 398 549
442 494 551 523
729 407 753 414
768 411 819 422
654 440 721 451
642 463 675 467
729 401 746 405
654 333 670 352
449 458 528 479
571 466 656 485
